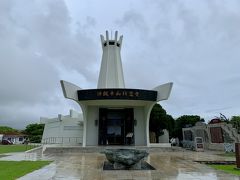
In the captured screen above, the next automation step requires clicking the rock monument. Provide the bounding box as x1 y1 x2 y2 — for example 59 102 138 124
103 149 149 170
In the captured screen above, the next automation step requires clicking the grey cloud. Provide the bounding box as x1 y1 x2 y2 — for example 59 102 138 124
1 0 240 129
117 0 240 120
0 0 98 129
115 10 149 35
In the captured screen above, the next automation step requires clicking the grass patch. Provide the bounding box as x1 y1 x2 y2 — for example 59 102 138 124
216 152 235 157
0 145 38 154
0 160 51 180
209 165 240 176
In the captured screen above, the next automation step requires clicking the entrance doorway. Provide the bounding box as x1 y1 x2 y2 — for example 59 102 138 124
98 108 134 145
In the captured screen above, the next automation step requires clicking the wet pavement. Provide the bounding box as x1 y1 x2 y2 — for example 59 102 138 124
0 147 239 180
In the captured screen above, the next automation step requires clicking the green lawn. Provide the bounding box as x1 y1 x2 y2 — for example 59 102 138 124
0 161 51 180
218 152 236 157
209 165 240 176
0 145 38 154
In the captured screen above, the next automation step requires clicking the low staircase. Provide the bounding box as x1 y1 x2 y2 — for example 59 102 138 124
43 145 185 154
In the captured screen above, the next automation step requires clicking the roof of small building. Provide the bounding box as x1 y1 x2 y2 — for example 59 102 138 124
208 118 225 124
0 132 27 137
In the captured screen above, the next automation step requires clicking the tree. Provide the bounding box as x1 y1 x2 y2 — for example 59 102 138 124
0 126 19 134
149 104 175 143
23 123 45 143
165 114 175 137
173 115 202 141
219 113 229 122
230 116 240 133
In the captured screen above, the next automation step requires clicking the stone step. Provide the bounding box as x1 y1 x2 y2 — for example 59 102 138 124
43 145 185 154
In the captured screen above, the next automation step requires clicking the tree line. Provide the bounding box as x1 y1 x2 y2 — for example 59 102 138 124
149 103 240 143
0 124 44 143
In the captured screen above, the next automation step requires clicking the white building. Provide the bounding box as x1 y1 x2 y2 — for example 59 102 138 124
44 31 173 147
41 110 83 145
1 133 28 144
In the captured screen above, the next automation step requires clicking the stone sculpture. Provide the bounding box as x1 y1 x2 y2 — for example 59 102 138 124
103 148 149 170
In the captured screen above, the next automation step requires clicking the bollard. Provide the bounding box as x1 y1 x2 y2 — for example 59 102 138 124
235 143 240 169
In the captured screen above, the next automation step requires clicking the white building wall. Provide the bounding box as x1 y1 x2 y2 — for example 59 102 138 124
158 129 170 143
13 137 26 144
2 136 26 144
86 106 99 146
42 120 60 141
61 119 83 144
41 111 83 145
134 107 146 146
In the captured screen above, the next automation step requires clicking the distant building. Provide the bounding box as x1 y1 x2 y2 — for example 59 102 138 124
41 110 83 145
0 132 28 144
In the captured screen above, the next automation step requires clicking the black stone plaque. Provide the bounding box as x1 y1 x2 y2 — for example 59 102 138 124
77 89 157 101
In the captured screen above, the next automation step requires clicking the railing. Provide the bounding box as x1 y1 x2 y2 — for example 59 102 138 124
42 137 83 145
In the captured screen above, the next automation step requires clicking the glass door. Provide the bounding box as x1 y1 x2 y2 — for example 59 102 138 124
98 108 134 145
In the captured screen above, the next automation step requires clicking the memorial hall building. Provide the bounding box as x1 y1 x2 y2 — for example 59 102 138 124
42 31 173 147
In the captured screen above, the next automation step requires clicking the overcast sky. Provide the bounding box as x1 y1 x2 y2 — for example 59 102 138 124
0 0 240 129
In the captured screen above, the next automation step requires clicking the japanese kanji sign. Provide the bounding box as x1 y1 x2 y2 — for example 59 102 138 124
77 89 157 101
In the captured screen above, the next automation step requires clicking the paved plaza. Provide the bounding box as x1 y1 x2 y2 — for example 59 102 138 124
1 147 239 180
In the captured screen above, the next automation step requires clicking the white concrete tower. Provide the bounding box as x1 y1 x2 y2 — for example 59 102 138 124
97 31 125 88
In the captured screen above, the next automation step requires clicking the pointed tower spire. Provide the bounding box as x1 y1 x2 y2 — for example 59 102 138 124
97 31 125 89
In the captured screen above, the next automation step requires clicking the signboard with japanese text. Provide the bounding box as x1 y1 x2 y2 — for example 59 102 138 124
77 89 157 101
195 137 204 152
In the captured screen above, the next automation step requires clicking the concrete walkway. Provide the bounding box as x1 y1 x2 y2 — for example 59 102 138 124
1 148 239 180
